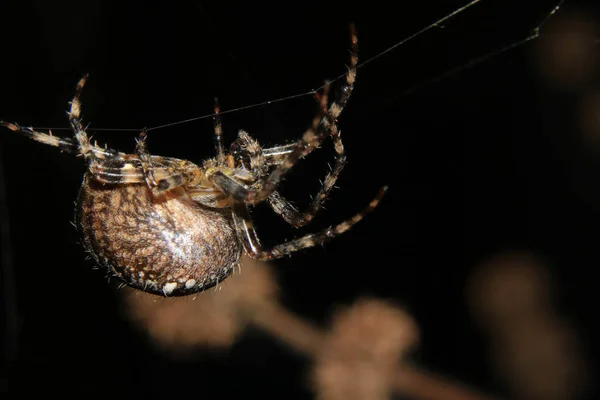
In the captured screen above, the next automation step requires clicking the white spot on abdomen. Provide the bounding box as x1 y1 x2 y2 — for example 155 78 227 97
163 282 178 295
185 279 196 289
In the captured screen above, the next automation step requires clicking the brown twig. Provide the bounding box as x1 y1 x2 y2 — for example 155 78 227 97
124 260 504 400
249 302 501 400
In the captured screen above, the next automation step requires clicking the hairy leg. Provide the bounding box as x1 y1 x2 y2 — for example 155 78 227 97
232 186 388 261
0 122 79 153
231 130 268 178
67 74 95 156
213 98 226 165
2 76 199 191
229 26 358 204
134 129 195 193
217 88 345 227
0 119 150 184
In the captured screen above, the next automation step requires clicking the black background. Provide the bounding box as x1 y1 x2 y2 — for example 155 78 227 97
0 0 599 398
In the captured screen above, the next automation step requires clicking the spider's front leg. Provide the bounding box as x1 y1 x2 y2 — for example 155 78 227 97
266 89 347 228
230 130 268 178
225 87 346 228
225 25 358 207
258 24 357 168
208 118 326 204
258 23 357 167
214 85 330 205
232 186 388 261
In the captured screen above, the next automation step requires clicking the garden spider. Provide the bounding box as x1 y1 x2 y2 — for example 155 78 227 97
0 28 386 296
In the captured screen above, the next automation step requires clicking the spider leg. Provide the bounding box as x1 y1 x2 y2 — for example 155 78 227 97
232 186 388 261
210 119 321 202
0 119 154 186
266 153 343 227
2 76 196 191
228 26 357 205
232 203 263 256
225 86 346 227
134 129 198 193
62 75 150 185
231 130 268 178
327 24 358 121
0 122 79 153
67 74 95 157
261 23 357 164
0 117 149 185
135 129 158 187
209 170 254 200
213 98 226 165
0 119 149 184
219 84 330 204
1 76 142 184
210 112 330 204
229 24 356 172
216 90 342 227
265 86 347 227
261 143 297 166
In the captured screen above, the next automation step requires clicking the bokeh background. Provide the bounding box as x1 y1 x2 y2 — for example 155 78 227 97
0 0 598 398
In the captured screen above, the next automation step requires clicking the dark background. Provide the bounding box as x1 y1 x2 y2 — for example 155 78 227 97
0 0 598 398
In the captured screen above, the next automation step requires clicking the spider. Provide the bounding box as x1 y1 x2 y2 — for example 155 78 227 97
0 28 386 296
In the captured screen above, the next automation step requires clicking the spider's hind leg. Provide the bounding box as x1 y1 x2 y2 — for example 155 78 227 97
0 119 149 187
233 186 387 260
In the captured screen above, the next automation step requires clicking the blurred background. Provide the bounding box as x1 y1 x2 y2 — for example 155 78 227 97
0 0 598 398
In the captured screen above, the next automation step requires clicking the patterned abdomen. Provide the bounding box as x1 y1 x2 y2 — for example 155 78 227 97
76 174 241 296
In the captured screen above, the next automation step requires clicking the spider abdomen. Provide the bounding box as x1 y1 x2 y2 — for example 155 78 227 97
76 174 241 296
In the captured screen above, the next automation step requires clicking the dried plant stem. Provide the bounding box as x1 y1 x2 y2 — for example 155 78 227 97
248 303 501 400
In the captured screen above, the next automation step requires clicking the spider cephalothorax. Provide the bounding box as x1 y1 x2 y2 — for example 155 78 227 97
1 28 386 296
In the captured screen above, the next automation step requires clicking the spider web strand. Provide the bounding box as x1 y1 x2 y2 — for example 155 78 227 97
146 0 486 132
28 0 568 133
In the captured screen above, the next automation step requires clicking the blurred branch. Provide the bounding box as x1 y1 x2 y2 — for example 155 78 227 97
124 259 502 400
